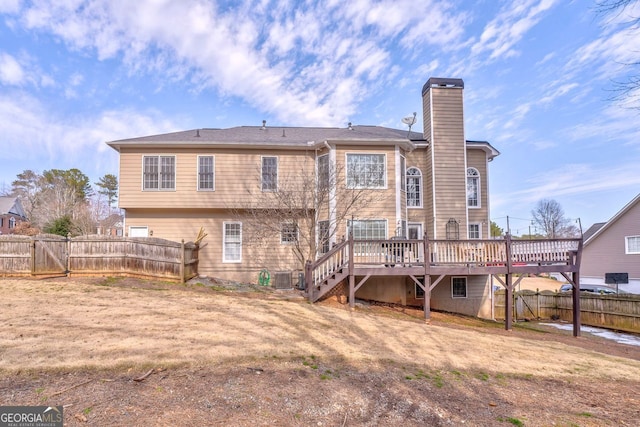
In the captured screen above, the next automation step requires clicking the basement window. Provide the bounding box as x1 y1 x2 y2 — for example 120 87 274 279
452 277 467 298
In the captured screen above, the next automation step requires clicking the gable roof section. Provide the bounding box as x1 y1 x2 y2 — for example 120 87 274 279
584 193 640 246
107 125 425 151
107 124 500 160
0 197 26 218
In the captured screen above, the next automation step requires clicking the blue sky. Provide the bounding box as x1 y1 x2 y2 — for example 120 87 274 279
1 0 639 235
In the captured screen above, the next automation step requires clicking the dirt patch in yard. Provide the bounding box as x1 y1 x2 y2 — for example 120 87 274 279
1 276 639 426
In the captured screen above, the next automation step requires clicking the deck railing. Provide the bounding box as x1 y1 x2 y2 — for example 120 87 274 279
306 235 582 293
307 239 350 290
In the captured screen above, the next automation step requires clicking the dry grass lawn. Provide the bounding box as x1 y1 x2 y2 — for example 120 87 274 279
0 276 639 426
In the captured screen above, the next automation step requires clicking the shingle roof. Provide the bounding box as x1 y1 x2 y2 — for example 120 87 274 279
0 197 24 217
106 124 500 160
584 193 640 245
582 222 606 242
108 125 426 148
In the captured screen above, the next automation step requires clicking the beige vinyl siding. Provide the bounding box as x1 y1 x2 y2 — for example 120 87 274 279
430 275 492 319
406 146 434 234
119 147 315 210
466 149 490 237
331 146 398 239
429 87 467 239
582 201 640 279
125 209 303 284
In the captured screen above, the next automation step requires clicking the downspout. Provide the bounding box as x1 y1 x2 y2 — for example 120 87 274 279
324 141 337 247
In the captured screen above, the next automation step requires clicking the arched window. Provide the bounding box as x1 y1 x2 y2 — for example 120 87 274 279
406 167 422 208
467 168 480 208
8 217 16 229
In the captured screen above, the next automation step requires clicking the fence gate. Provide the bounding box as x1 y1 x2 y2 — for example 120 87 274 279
33 236 68 275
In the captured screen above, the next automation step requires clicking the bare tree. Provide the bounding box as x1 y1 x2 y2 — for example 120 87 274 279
531 199 580 238
237 158 385 270
597 0 640 107
11 170 43 223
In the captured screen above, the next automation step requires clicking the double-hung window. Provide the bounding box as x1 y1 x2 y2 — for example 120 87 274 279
281 222 298 244
346 153 386 189
318 220 330 254
317 154 330 192
223 222 242 262
143 155 175 190
467 167 480 208
262 156 278 191
468 224 481 239
198 156 215 191
626 235 640 254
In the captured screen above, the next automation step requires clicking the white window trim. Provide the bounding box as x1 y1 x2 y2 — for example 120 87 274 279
347 219 389 240
223 221 243 263
345 152 387 189
400 154 406 192
468 223 481 239
280 222 299 244
261 155 278 192
141 155 176 191
406 167 423 208
625 235 640 254
451 276 467 299
197 155 215 191
466 167 480 209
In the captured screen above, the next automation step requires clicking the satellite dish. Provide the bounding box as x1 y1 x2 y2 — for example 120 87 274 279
401 112 417 135
402 114 416 126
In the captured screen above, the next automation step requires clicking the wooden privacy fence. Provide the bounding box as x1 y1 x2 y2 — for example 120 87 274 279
0 234 199 282
495 289 640 334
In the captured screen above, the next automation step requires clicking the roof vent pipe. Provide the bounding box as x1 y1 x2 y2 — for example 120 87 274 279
195 129 200 137
261 120 266 130
348 122 353 130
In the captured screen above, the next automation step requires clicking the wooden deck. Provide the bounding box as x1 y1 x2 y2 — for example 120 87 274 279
305 234 584 336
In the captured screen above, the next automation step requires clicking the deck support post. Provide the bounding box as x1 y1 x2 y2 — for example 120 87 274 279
348 231 355 309
423 275 431 321
304 260 312 300
423 233 431 320
505 273 513 331
504 233 513 331
571 272 580 337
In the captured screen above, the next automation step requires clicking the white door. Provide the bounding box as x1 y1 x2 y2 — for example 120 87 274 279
408 223 423 262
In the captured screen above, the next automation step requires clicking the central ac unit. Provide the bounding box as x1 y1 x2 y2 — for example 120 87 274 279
273 271 293 289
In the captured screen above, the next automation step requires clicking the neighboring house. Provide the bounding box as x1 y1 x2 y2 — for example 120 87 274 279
96 213 124 236
107 77 501 318
0 197 27 235
581 194 640 294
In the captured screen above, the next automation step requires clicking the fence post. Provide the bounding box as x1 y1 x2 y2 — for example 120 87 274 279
180 239 186 283
30 238 36 276
66 233 71 277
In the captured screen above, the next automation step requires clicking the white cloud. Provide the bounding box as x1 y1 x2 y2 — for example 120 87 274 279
9 0 472 126
0 0 21 13
0 90 178 172
0 52 25 85
471 0 559 61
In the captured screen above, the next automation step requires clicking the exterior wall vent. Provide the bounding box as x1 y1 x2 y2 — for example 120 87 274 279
273 271 293 289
